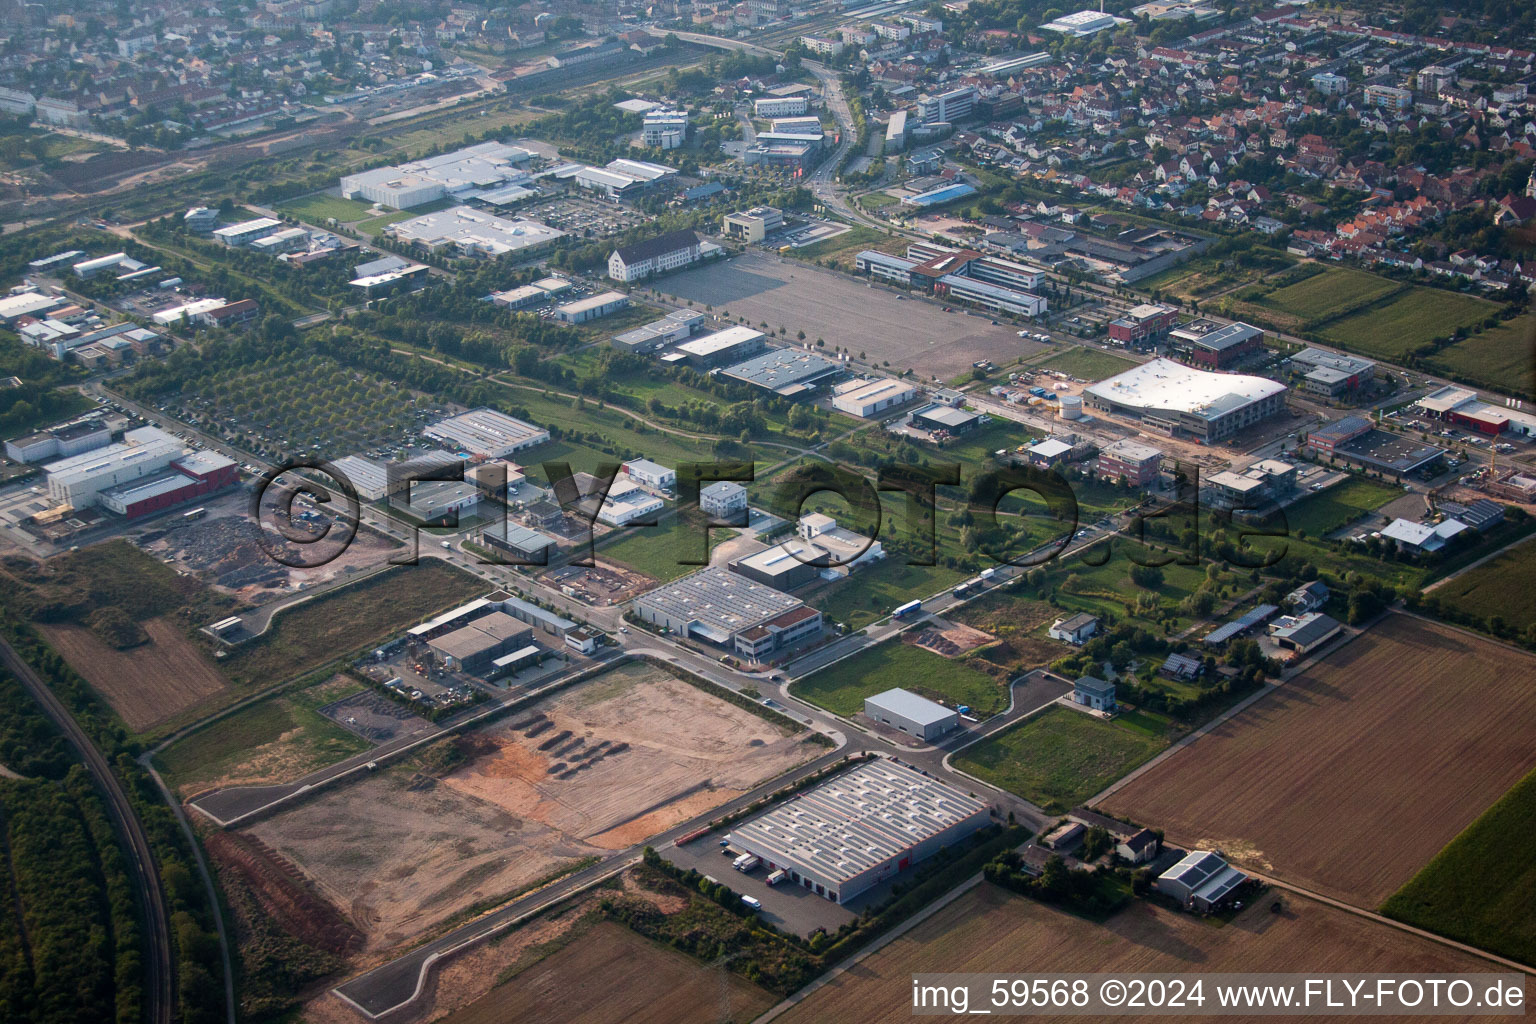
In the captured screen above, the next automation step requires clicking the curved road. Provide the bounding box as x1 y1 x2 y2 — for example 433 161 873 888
0 636 175 1024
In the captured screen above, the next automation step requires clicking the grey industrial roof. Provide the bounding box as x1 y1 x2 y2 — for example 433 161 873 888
1074 675 1115 696
427 611 528 660
721 348 840 394
1270 612 1341 648
727 759 987 887
865 688 958 727
636 565 804 641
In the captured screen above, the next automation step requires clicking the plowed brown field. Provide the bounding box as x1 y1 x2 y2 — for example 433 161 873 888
41 617 228 731
776 883 1498 1024
1101 614 1536 906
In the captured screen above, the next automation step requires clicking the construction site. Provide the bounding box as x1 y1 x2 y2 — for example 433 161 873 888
245 660 822 950
134 489 397 601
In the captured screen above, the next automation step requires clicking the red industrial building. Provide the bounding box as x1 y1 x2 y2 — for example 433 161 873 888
96 451 239 519
1107 303 1179 348
1168 320 1264 368
1096 438 1165 486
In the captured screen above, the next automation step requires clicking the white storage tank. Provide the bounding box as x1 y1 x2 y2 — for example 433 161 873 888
1058 394 1083 419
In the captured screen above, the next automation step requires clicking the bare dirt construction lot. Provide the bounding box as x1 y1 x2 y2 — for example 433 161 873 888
910 621 994 658
778 883 1495 1024
1102 613 1536 907
249 661 816 951
40 617 229 731
658 252 1048 379
442 661 815 849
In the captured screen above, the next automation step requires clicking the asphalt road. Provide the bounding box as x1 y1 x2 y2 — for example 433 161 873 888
0 636 176 1024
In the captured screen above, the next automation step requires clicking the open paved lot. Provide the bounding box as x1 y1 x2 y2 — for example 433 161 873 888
659 253 1049 380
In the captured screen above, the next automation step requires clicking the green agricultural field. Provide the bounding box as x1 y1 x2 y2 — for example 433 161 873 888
1318 288 1500 362
1382 765 1536 967
220 560 484 686
1430 537 1536 632
794 640 1005 717
1282 476 1403 539
860 192 898 210
155 674 370 794
275 193 376 224
1255 267 1401 327
1425 314 1536 393
810 558 969 630
952 705 1171 813
1036 348 1138 382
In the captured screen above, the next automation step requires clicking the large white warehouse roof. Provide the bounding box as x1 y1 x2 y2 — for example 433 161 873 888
1084 358 1286 421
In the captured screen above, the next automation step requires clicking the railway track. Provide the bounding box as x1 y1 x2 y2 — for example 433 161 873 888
0 636 176 1024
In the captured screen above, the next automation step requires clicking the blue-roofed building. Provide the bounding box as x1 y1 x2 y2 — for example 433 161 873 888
900 182 978 208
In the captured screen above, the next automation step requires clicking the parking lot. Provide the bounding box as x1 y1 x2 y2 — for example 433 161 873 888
659 252 1051 380
661 829 868 939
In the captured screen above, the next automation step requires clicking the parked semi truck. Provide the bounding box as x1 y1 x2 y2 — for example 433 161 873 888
733 854 761 872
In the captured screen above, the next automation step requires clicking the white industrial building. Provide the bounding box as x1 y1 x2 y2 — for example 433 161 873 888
622 458 676 493
723 207 785 243
44 426 184 506
608 229 702 283
632 565 822 657
5 419 113 464
832 378 920 418
672 325 766 368
864 688 959 740
151 298 230 327
250 226 311 255
339 142 535 209
424 408 550 457
212 218 283 247
553 291 630 323
1083 358 1287 442
596 479 665 527
726 759 990 904
386 208 566 258
753 95 808 117
72 252 133 278
700 480 748 519
641 109 689 149
0 291 64 325
1040 8 1130 35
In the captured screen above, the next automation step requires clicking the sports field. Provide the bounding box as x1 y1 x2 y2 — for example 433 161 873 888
775 884 1497 1024
1101 614 1536 906
953 705 1170 812
658 252 1049 378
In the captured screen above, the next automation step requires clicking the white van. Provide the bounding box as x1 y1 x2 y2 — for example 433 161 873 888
741 895 762 910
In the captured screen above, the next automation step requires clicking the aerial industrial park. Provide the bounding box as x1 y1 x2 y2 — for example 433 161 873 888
0 0 1533 1022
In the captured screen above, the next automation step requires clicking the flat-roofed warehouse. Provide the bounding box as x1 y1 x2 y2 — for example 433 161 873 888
1083 358 1286 442
726 759 990 903
864 687 959 740
672 326 767 368
386 208 565 258
719 348 840 397
832 378 920 418
632 565 822 657
424 408 550 457
426 610 533 671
